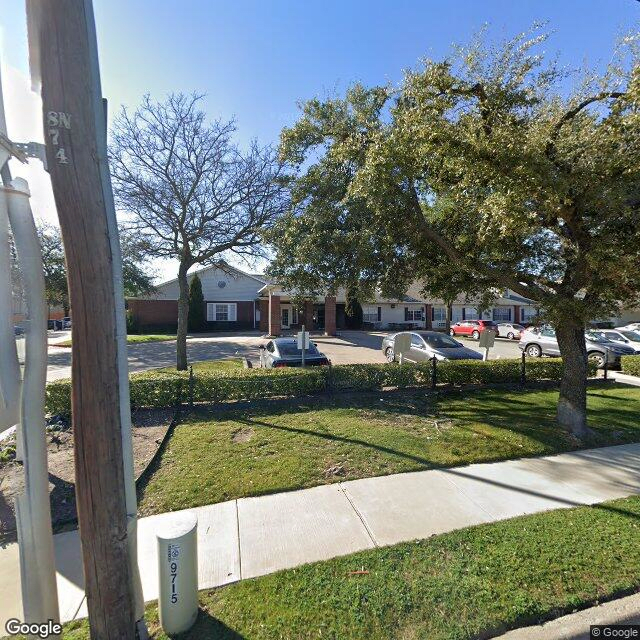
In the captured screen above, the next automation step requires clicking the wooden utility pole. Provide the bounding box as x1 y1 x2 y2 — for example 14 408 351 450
26 1 138 637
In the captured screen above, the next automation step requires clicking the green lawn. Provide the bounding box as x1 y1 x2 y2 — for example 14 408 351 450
155 359 244 373
138 384 640 516
63 495 640 639
56 334 175 347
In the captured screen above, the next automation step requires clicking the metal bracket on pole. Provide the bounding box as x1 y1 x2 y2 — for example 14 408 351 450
13 141 48 170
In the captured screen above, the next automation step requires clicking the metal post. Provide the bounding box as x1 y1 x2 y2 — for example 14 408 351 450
6 179 60 629
520 351 526 386
431 356 437 390
189 365 194 408
301 324 306 368
603 356 608 381
0 54 59 629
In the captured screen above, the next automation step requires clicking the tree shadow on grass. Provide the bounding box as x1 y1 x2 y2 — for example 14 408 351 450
163 607 245 639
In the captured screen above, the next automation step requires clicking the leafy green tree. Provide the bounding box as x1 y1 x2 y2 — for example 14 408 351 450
188 273 206 332
270 27 640 436
33 224 155 318
36 224 69 315
119 227 156 298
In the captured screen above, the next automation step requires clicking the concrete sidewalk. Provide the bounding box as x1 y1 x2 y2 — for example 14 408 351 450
1 442 640 629
496 591 640 639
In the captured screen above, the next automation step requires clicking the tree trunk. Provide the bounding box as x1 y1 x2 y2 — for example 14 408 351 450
176 262 190 370
554 320 589 437
445 302 453 333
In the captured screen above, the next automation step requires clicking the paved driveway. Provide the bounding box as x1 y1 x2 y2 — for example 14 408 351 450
45 330 523 381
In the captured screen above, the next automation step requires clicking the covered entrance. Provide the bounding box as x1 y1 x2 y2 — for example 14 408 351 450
259 287 337 337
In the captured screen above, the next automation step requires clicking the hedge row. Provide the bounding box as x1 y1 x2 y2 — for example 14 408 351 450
621 355 640 377
45 357 595 417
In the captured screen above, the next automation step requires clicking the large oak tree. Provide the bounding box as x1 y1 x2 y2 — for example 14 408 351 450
111 93 287 369
269 28 640 436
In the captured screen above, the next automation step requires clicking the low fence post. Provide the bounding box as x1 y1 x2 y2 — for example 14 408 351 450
520 352 526 386
189 365 194 408
603 357 608 381
431 356 437 390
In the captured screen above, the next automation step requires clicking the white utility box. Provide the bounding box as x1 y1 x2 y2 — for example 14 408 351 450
156 511 198 634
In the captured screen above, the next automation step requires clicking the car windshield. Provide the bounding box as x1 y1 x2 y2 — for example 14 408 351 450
422 334 461 349
620 331 640 341
278 342 320 356
585 332 610 343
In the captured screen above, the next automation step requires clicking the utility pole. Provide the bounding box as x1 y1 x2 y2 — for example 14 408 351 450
26 1 145 637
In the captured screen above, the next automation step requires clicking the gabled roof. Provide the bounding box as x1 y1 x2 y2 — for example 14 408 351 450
155 261 267 289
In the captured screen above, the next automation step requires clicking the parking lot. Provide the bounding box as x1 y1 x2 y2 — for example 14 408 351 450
45 330 523 381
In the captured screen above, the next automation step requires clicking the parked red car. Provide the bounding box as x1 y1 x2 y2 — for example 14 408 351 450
449 320 499 340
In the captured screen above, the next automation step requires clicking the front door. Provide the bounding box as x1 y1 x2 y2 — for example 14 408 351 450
281 307 290 329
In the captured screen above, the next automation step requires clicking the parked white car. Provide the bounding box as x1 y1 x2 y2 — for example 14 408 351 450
618 322 640 332
496 323 524 340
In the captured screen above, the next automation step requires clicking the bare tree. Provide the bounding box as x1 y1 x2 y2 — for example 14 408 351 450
110 93 287 369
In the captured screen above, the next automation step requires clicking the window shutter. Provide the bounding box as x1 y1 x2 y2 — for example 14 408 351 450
206 303 215 322
404 307 409 321
377 307 382 321
229 303 237 321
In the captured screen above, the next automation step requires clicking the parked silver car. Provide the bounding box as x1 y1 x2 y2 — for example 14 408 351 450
595 329 640 354
382 331 483 363
518 327 635 368
496 323 524 340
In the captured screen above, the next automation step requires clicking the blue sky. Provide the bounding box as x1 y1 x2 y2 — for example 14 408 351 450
1 0 638 279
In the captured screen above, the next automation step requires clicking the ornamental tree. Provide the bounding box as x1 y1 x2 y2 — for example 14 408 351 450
111 93 287 369
269 27 640 436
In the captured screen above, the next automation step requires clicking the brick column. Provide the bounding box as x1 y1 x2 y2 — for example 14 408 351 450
513 305 520 324
324 295 336 336
259 298 269 333
268 294 281 336
303 301 314 330
425 304 432 329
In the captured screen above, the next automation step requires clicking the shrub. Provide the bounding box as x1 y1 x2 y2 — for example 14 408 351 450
44 357 596 417
126 310 140 334
188 274 206 332
621 355 640 377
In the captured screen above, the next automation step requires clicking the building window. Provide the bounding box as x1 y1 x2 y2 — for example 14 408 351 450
432 307 447 322
404 307 424 322
493 307 512 322
363 305 378 323
207 303 237 322
292 308 299 325
464 307 479 320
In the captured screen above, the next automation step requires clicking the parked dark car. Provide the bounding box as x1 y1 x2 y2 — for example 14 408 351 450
382 331 483 363
449 320 499 340
14 325 24 336
518 327 635 368
259 338 330 368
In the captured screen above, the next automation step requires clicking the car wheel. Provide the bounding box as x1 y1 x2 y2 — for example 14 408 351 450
385 347 395 363
526 344 542 357
449 329 455 336
507 331 515 340
472 330 480 340
589 352 606 369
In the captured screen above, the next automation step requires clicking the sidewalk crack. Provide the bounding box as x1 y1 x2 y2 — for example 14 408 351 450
339 483 378 548
235 499 242 580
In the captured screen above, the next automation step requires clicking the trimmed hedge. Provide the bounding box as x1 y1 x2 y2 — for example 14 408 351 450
621 355 640 377
45 357 596 417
